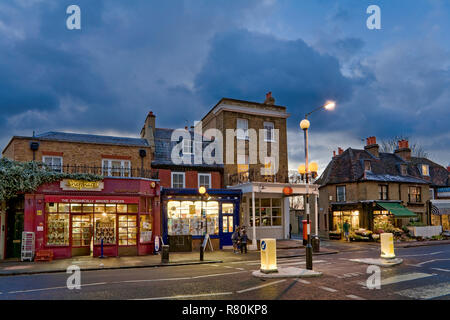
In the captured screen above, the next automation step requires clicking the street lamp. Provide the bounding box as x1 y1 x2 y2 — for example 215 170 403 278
300 100 336 270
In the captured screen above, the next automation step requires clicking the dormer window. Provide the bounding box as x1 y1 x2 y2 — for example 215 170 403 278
182 139 192 155
364 160 371 172
420 164 429 176
400 164 407 176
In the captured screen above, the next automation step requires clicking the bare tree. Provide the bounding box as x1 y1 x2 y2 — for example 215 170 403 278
379 135 429 158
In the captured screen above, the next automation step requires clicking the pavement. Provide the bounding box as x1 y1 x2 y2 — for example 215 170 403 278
0 239 337 276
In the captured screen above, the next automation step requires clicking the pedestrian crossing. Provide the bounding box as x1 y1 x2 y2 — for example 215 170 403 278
395 282 450 300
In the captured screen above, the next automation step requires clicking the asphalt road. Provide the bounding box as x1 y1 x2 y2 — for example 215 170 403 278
0 244 449 300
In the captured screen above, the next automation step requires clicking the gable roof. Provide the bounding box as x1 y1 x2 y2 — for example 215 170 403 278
152 128 223 170
34 131 149 147
316 147 435 186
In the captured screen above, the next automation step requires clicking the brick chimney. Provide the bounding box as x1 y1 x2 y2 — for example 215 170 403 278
141 111 156 154
394 139 411 161
338 147 344 155
364 136 379 158
264 92 275 105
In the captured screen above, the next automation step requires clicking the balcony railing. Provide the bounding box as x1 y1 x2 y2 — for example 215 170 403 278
45 164 159 180
227 168 289 186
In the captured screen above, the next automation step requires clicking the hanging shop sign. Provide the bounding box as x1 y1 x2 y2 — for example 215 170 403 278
60 179 104 191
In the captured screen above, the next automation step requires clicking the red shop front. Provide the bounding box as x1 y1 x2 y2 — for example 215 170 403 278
24 178 160 259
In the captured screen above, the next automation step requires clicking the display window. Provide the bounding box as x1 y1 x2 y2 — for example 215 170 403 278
249 198 283 227
118 215 137 246
140 215 153 243
47 214 70 246
332 210 360 231
373 210 394 231
167 200 219 236
72 215 93 247
94 214 116 245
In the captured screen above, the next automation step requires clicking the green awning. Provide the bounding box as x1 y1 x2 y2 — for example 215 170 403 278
376 202 417 218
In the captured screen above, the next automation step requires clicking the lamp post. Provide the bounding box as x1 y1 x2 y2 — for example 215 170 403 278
300 101 336 270
199 186 207 261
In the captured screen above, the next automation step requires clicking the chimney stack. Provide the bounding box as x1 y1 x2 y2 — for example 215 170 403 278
141 111 156 155
394 139 411 161
447 166 450 173
364 136 379 158
264 92 275 105
333 150 336 157
338 147 344 155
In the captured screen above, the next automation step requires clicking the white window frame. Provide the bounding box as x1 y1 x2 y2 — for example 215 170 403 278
171 172 185 188
102 159 131 177
182 139 192 155
400 164 407 176
263 121 275 142
43 156 63 173
336 185 346 202
198 173 211 189
236 118 249 140
421 164 430 176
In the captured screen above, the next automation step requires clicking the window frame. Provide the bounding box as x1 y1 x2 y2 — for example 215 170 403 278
364 160 371 172
182 139 193 155
102 159 131 177
171 172 186 188
378 184 389 200
42 156 63 173
400 164 407 176
408 186 422 203
336 185 346 202
420 164 430 176
236 118 249 140
198 173 211 189
263 121 275 142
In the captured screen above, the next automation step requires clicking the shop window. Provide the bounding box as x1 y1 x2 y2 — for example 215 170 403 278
58 203 70 212
249 198 282 227
198 173 211 189
82 204 94 213
117 204 128 213
331 210 360 231
102 159 131 177
431 214 441 227
128 204 138 213
46 202 58 213
72 215 92 247
171 172 185 188
94 214 116 245
70 203 82 213
140 215 153 243
167 200 219 236
94 204 105 213
47 214 70 246
408 186 422 203
222 203 234 214
118 215 137 246
43 156 63 173
379 185 388 200
373 210 394 231
222 216 234 233
336 186 346 202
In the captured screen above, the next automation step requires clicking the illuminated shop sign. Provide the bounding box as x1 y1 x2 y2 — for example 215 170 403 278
60 179 104 191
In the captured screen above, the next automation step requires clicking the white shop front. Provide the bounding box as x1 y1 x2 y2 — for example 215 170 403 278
229 182 319 249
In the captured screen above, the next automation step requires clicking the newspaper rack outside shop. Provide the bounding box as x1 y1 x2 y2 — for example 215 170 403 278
21 231 35 261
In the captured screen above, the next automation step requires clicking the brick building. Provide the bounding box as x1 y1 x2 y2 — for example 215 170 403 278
316 136 449 238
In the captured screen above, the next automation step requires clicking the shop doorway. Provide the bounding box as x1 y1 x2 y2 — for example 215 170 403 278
6 198 24 259
71 214 94 257
220 203 235 247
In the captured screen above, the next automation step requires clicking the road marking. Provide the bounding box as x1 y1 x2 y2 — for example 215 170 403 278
235 268 245 271
431 268 450 273
399 251 444 258
135 292 234 300
224 266 233 269
295 279 310 284
191 271 247 279
395 282 450 300
319 286 338 293
8 282 107 294
380 272 435 286
120 277 191 283
236 280 286 294
408 258 450 267
278 260 326 267
346 294 365 300
210 264 219 267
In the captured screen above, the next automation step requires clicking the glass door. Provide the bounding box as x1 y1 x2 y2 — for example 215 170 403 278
220 203 235 247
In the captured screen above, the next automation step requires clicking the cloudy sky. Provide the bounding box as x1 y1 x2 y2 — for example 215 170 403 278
0 0 449 172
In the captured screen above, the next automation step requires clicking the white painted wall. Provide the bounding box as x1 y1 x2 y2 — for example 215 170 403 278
407 226 442 238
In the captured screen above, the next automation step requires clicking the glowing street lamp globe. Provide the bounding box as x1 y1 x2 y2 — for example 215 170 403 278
309 162 319 173
300 119 310 130
298 164 306 174
198 186 206 195
324 101 336 110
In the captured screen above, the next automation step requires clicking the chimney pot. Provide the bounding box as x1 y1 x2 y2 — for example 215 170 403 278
447 166 450 173
338 147 343 155
264 91 275 105
333 150 336 157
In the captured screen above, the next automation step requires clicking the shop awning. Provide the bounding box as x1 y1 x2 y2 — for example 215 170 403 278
431 200 450 215
376 202 417 217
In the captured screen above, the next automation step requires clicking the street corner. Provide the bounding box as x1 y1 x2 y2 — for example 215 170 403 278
252 267 323 279
349 257 403 267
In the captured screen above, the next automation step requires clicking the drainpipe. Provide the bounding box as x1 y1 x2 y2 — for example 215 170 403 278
250 189 257 250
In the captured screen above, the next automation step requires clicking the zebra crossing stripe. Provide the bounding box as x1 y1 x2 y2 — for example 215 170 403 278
395 282 450 300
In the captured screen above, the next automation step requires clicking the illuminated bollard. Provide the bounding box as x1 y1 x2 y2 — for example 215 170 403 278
380 233 395 259
260 238 277 274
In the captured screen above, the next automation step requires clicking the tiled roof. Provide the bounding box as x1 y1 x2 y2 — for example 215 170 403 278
35 131 149 147
316 147 448 186
152 128 223 169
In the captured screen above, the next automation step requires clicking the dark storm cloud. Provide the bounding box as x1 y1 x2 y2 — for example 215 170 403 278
194 30 354 124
